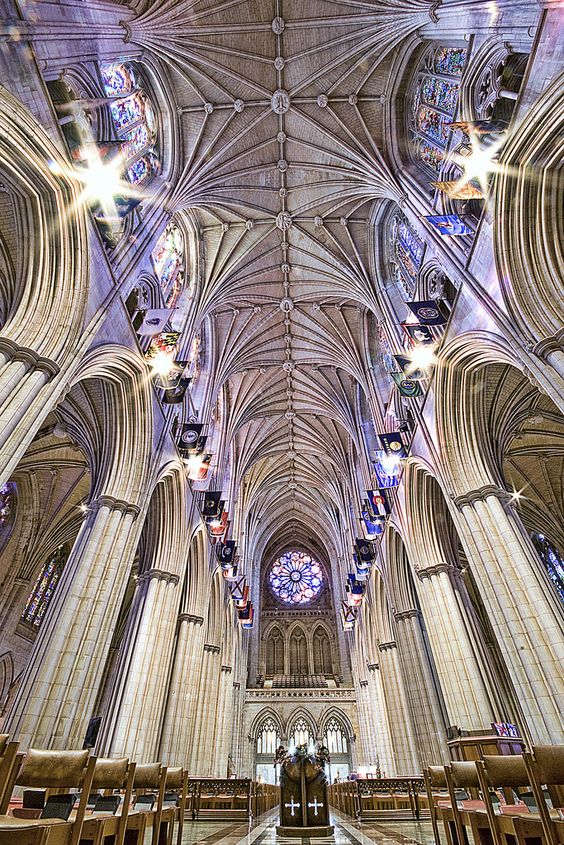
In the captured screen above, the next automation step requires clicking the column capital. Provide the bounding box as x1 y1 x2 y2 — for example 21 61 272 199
139 568 180 586
90 495 141 518
359 679 368 688
221 665 232 673
204 643 221 654
452 484 510 509
367 662 379 672
378 640 397 651
178 613 204 625
233 681 241 690
0 338 60 377
394 608 420 622
416 562 454 580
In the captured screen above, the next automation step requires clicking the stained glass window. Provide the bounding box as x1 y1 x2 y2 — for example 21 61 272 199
21 544 70 628
269 550 323 604
389 212 425 296
99 62 160 186
0 481 16 552
152 223 186 307
531 533 564 603
324 718 348 754
289 717 312 748
408 45 467 174
100 62 137 97
434 47 468 76
257 718 280 755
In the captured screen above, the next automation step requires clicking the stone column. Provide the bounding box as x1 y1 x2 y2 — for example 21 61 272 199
394 609 447 765
103 569 180 761
189 643 221 775
214 665 233 777
0 343 60 486
367 662 395 774
378 641 420 774
356 679 372 765
415 564 500 730
455 490 564 743
5 495 141 749
159 613 205 768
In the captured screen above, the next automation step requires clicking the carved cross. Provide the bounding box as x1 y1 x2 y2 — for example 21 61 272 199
308 797 324 815
285 797 301 816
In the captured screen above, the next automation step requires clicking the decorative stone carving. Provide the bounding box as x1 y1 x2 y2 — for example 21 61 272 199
317 94 328 108
272 16 285 34
272 89 291 114
204 102 214 114
277 159 289 172
280 297 294 311
275 56 285 71
233 99 245 112
276 211 293 230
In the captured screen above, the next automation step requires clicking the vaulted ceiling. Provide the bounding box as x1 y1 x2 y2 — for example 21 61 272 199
130 0 434 564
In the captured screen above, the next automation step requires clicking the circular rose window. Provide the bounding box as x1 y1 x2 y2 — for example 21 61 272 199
269 550 323 604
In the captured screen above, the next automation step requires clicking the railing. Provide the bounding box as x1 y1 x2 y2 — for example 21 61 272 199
186 778 280 820
328 777 427 820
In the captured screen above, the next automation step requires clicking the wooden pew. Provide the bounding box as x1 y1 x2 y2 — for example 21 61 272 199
477 754 544 845
524 746 564 845
158 767 188 845
0 736 21 815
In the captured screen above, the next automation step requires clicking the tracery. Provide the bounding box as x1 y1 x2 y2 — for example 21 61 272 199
269 551 324 604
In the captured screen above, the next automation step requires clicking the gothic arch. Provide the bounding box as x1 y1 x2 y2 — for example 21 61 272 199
0 84 89 362
286 709 317 744
495 71 564 344
250 708 284 741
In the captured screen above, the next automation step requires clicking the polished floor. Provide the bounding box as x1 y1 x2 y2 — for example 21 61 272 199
176 812 437 845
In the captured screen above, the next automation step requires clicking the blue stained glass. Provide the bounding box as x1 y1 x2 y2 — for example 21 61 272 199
22 545 69 628
110 93 144 132
127 155 153 186
269 550 323 604
434 47 467 76
121 125 149 161
100 62 136 97
421 76 459 114
532 533 564 603
416 106 451 145
390 213 424 293
152 223 185 307
419 139 444 172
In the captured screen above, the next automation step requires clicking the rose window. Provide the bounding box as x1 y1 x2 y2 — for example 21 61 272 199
269 550 323 604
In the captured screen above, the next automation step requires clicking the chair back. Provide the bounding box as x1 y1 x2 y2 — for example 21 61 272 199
450 761 481 789
165 767 183 790
18 750 91 789
0 737 21 814
428 766 447 788
133 763 167 845
530 745 564 803
92 757 135 845
481 755 530 789
16 749 96 845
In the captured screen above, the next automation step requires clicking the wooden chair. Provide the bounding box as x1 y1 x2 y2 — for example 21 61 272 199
126 762 167 845
0 736 21 814
78 757 135 845
424 766 455 845
476 754 544 845
445 761 490 845
524 745 564 845
0 749 96 845
158 767 188 845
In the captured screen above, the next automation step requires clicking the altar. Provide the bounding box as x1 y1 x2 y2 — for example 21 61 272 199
276 744 335 838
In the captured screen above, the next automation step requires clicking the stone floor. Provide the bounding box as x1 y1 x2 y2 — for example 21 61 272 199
175 811 438 845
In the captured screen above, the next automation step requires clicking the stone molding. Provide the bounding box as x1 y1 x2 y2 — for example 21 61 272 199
378 641 397 651
452 485 510 509
416 563 453 580
394 609 420 622
367 663 379 672
221 665 233 673
90 495 141 519
245 688 355 702
204 643 221 654
359 680 368 688
178 613 204 625
139 568 180 586
0 338 60 377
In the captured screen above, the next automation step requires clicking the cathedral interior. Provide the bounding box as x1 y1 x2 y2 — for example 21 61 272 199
0 0 563 842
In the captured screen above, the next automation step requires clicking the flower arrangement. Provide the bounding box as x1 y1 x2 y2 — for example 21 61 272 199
274 743 330 767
